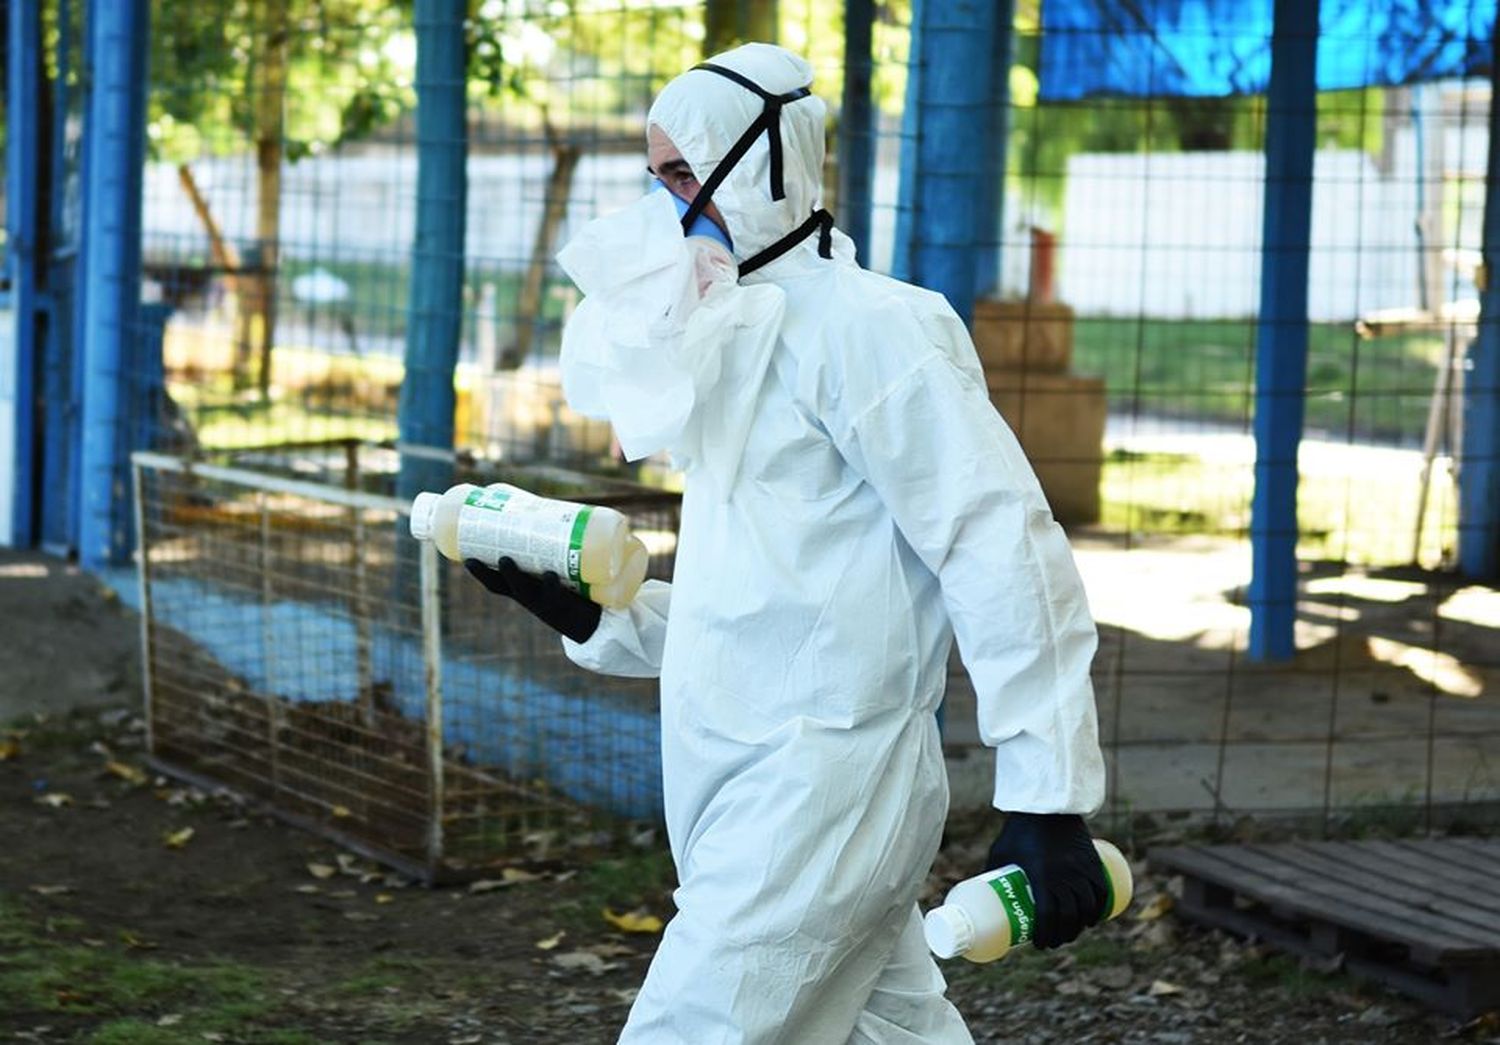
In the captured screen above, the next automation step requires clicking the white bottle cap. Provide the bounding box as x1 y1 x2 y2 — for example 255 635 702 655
923 905 975 960
409 492 440 541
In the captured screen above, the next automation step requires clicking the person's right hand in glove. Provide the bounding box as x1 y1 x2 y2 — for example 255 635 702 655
464 558 602 644
985 812 1109 950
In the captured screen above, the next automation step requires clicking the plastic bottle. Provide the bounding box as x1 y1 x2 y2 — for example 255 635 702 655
408 483 649 610
923 839 1134 963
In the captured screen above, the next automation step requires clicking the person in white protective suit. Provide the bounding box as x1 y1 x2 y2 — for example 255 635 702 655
464 42 1110 1044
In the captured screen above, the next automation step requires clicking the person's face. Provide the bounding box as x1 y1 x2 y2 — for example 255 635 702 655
647 125 730 236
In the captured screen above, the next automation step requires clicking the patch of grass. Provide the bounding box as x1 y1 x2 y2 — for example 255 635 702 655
1068 934 1132 968
1241 953 1349 999
1097 444 1458 567
0 893 283 1035
1074 318 1443 444
577 848 677 911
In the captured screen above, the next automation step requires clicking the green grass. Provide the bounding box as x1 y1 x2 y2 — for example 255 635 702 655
1099 447 1458 566
1073 318 1446 443
0 892 290 1041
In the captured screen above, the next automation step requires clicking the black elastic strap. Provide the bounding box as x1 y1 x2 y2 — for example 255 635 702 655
679 63 814 233
738 209 834 278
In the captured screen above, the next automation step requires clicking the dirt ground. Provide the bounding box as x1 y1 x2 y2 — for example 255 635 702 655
3 548 1498 1044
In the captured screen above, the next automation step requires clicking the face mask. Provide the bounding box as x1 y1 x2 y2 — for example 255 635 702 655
654 179 734 253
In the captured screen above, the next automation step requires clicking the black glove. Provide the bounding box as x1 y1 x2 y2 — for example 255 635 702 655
464 558 602 644
985 812 1109 950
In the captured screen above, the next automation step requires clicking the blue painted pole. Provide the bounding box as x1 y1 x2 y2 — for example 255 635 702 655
397 0 469 505
838 0 875 266
892 0 1003 325
1458 16 1500 579
1248 0 1319 662
4 0 43 547
976 0 1015 298
78 0 151 569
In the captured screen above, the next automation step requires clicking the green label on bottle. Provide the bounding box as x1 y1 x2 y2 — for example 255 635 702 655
465 487 512 511
987 866 1035 947
567 505 593 599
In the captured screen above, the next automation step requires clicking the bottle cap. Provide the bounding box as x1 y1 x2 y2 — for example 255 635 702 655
409 492 440 541
923 905 975 960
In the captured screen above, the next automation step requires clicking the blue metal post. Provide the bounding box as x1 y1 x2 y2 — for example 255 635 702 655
1459 17 1500 579
4 0 43 547
892 0 1004 325
838 0 875 266
1248 0 1319 661
397 0 469 504
77 0 150 568
976 1 1015 298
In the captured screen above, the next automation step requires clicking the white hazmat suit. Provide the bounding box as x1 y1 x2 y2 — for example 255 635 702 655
555 43 1106 1045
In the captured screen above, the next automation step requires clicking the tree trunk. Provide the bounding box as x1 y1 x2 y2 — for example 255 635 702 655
253 0 288 400
704 0 777 57
510 144 581 366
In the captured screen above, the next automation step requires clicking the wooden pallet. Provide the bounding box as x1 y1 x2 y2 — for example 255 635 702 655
1151 838 1500 1016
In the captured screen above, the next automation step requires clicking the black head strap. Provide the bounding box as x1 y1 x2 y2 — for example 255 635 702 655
679 62 813 234
738 208 834 278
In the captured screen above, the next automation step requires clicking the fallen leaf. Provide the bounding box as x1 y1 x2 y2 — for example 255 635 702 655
29 884 73 896
1094 964 1134 990
603 908 664 934
343 911 378 922
501 867 541 884
374 893 394 905
331 805 352 818
552 951 613 975
588 942 636 958
105 761 148 786
201 1033 226 1042
535 931 566 951
306 863 337 880
0 737 19 761
467 879 506 894
1148 979 1183 997
157 1014 183 1027
35 793 73 808
335 853 361 875
1135 893 1174 921
610 987 640 1006
294 885 321 895
120 930 157 950
163 827 195 849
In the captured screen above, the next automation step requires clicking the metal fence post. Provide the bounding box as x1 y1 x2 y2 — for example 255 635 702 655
397 0 469 505
1248 0 1319 661
838 0 876 266
3 0 43 547
1459 17 1500 580
420 539 446 870
891 0 1005 326
78 0 151 569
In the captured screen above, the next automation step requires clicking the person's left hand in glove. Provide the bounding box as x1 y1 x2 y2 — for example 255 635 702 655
986 812 1109 950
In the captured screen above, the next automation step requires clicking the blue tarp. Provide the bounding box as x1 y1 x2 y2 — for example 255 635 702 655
1040 0 1496 100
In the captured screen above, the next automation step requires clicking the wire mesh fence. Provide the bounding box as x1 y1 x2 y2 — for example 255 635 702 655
133 449 678 880
107 0 1500 844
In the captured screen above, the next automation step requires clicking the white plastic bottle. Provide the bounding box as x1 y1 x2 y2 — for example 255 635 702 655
924 839 1134 963
408 483 649 610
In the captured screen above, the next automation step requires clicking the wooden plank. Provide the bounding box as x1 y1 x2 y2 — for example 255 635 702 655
1434 837 1500 868
1269 843 1500 941
1417 839 1499 877
1329 841 1500 916
1175 888 1469 1014
1153 846 1489 961
1212 846 1498 956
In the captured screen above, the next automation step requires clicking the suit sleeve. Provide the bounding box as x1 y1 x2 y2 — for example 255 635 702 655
562 579 672 679
824 317 1106 815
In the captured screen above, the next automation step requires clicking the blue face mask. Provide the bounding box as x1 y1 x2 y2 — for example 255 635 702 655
654 179 734 253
